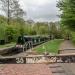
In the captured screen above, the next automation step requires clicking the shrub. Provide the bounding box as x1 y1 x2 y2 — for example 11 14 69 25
71 32 75 44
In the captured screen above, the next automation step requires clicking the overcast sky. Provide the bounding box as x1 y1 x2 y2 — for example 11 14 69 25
19 0 59 22
0 0 59 22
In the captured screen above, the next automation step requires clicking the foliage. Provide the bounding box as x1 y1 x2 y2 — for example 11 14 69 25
0 42 16 48
0 0 24 17
71 32 75 44
0 16 7 40
57 0 75 31
34 22 49 35
0 15 64 42
60 25 71 39
5 25 19 42
49 22 62 39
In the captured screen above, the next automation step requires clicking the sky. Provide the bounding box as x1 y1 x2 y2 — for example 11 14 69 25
0 0 59 22
19 0 60 22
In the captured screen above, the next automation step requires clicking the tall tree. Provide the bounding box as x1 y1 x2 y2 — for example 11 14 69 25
0 0 13 24
57 0 75 31
0 0 25 25
12 0 26 19
49 22 58 38
35 22 49 35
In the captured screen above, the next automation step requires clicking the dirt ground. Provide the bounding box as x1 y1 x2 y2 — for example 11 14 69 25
59 40 75 50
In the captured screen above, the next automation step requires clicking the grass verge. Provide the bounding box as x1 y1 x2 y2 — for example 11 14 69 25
34 39 63 54
0 42 16 49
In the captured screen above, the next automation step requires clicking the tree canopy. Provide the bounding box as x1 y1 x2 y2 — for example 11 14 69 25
57 0 75 31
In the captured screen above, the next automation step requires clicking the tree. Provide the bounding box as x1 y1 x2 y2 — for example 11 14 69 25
57 0 75 31
49 22 57 38
0 0 25 25
12 0 26 19
5 25 19 42
0 0 11 24
35 22 49 35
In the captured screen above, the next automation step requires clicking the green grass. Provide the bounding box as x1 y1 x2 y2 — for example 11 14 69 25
34 39 63 54
0 42 16 49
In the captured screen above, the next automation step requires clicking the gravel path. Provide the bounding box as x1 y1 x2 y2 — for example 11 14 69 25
59 40 75 50
59 40 75 54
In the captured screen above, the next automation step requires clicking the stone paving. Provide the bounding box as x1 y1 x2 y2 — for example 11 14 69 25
49 63 75 75
0 64 52 75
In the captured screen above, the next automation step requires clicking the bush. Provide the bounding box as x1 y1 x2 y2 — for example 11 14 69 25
71 32 75 44
0 40 5 45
